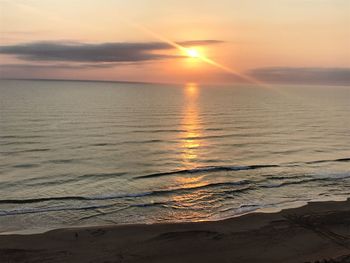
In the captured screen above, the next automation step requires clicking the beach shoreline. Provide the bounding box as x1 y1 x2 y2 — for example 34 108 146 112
0 198 314 236
1 198 350 262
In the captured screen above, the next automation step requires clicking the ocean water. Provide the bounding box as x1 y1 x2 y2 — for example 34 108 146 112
0 79 349 233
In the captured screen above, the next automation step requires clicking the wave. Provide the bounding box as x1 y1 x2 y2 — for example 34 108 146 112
130 127 223 134
267 174 312 180
0 203 115 216
2 172 350 217
0 202 176 220
132 129 187 133
133 157 349 180
3 171 348 206
124 139 166 144
0 135 44 139
261 173 350 189
0 141 41 146
78 172 126 180
181 133 241 141
135 164 279 179
0 196 89 204
305 157 350 165
2 148 51 155
0 171 127 189
46 159 77 164
12 163 40 169
0 180 251 206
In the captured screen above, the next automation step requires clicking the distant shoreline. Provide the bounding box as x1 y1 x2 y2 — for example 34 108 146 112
1 78 349 87
1 198 350 262
0 77 163 86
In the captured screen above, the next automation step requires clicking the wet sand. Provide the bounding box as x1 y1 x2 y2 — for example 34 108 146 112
1 199 350 263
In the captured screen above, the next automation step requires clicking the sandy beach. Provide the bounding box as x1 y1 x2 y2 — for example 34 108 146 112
1 199 350 263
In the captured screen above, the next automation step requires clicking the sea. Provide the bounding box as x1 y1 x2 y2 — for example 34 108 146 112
0 79 349 233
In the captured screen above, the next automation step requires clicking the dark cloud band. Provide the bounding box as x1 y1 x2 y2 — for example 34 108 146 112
249 67 350 85
0 40 223 62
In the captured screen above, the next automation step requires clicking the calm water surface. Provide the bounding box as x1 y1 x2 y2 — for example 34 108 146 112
0 80 349 233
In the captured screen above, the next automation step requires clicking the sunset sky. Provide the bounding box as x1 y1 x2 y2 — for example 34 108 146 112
0 0 349 84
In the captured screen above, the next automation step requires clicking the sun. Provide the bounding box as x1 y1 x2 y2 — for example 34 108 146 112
186 48 200 58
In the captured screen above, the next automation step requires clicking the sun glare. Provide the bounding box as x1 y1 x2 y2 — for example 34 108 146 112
186 48 200 58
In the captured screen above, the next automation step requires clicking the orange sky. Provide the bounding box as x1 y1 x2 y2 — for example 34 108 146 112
0 0 349 84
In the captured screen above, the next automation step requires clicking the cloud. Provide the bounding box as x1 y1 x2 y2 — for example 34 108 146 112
0 62 126 70
248 67 350 85
0 40 223 63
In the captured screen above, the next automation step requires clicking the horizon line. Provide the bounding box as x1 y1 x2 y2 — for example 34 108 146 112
0 77 349 87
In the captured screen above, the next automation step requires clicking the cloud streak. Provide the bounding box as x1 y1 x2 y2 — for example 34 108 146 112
0 40 223 63
248 67 350 85
0 63 127 70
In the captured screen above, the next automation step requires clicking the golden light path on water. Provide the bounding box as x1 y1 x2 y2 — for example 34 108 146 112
181 83 202 167
165 82 212 221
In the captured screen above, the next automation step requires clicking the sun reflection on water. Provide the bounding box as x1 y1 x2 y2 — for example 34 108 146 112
181 83 203 167
165 83 214 222
170 175 214 221
175 175 205 189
